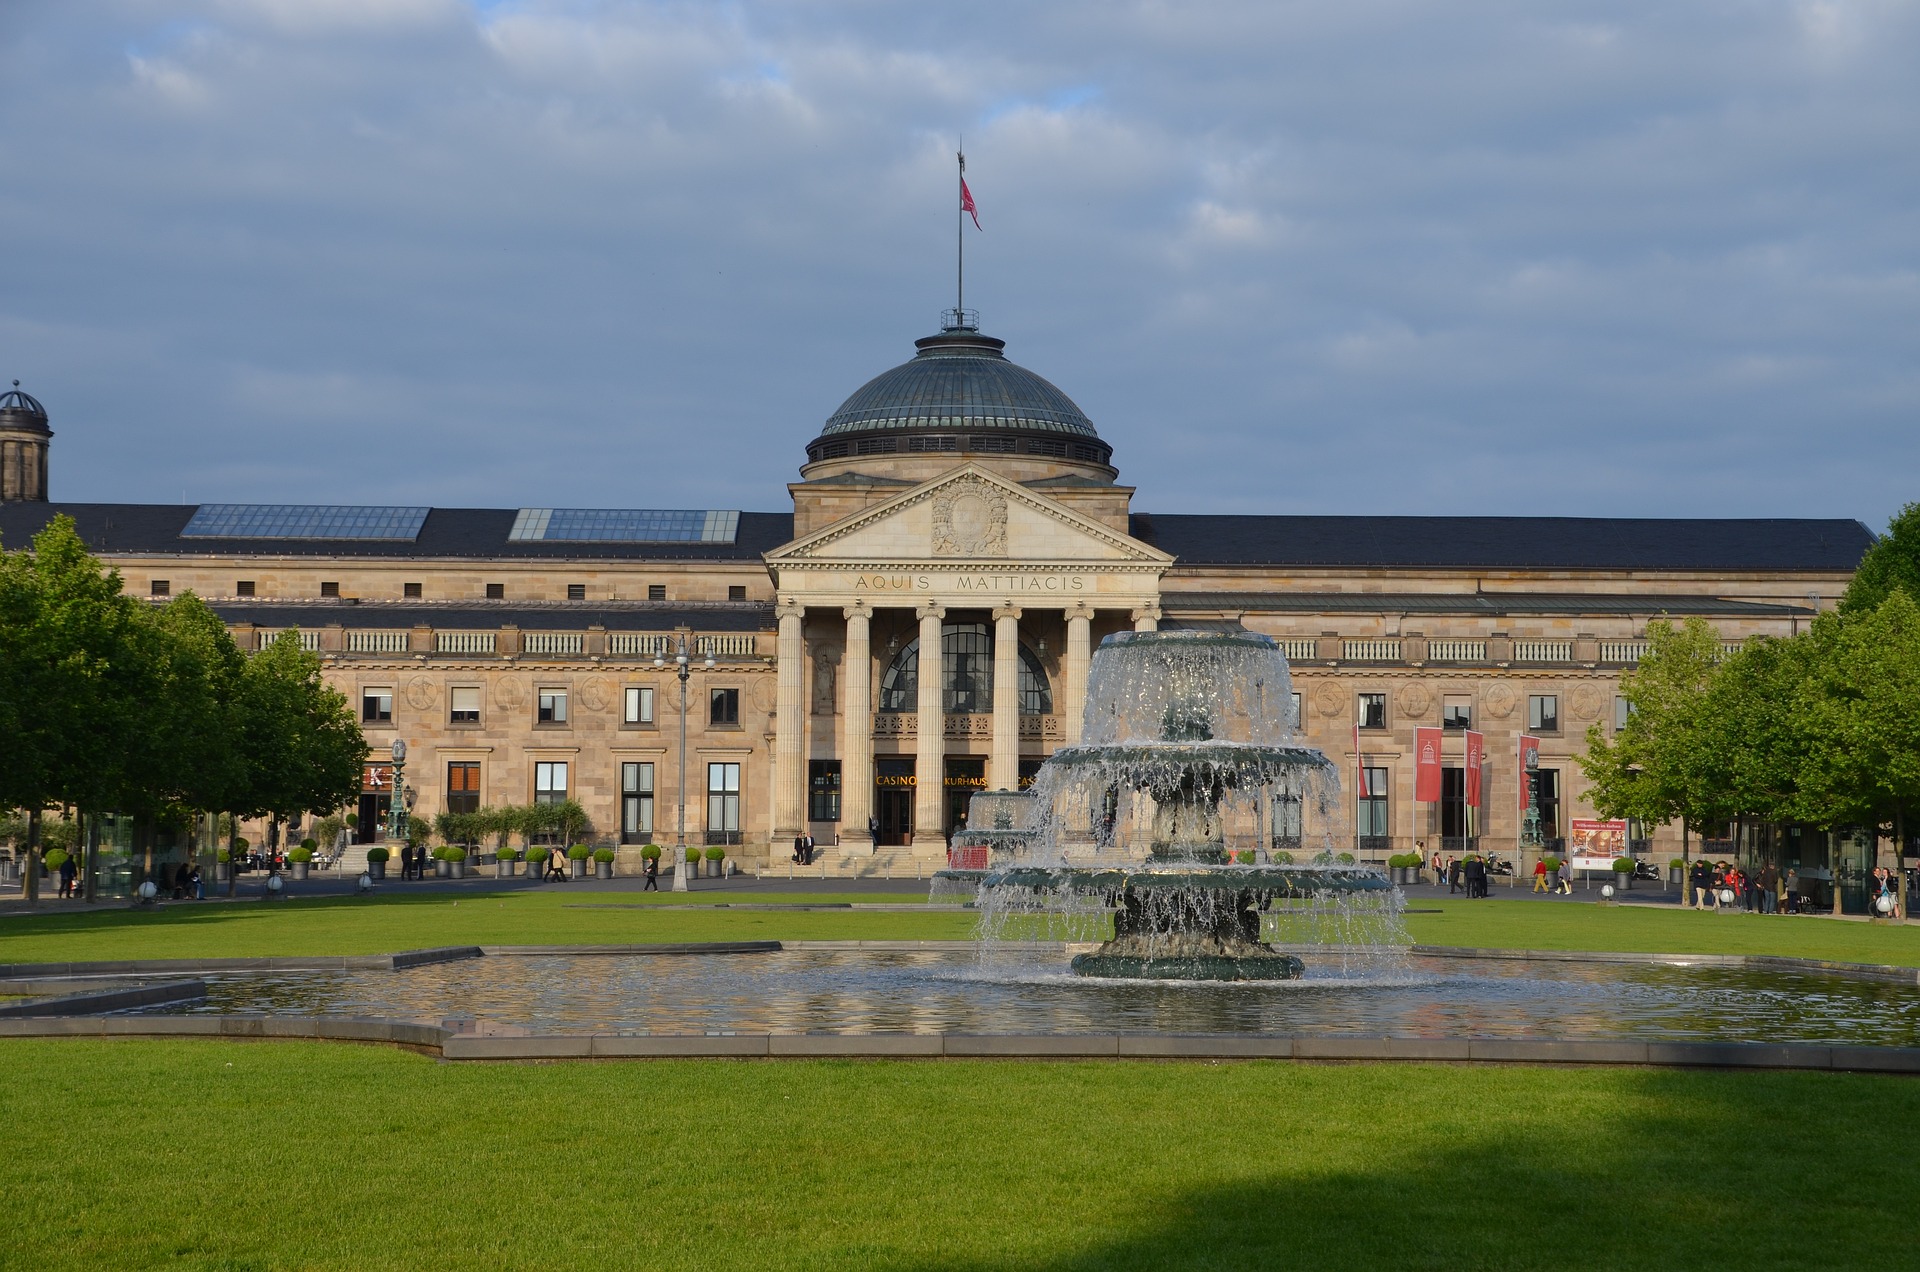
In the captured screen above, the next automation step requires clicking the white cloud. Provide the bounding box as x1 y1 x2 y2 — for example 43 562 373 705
0 0 1914 523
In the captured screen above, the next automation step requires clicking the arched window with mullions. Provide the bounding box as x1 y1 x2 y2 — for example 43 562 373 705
878 622 1053 715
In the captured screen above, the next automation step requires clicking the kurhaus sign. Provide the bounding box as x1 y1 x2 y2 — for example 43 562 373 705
851 572 1090 594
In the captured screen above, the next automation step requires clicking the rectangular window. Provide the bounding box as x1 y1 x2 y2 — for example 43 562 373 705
150 580 170 596
624 685 655 725
1441 766 1472 841
648 584 667 601
1358 766 1390 842
710 687 740 726
362 688 393 724
447 761 480 815
534 761 569 805
404 582 422 599
621 762 655 842
236 580 255 597
1615 696 1634 731
1528 694 1560 733
809 760 842 822
321 581 340 598
1357 692 1387 730
1272 792 1303 851
537 688 568 724
567 584 586 601
449 686 481 724
1289 692 1302 731
728 585 747 601
1442 695 1473 731
706 762 741 845
486 583 505 600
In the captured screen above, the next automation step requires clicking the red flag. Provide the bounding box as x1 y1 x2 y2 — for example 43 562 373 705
960 178 981 230
1353 723 1368 797
1465 731 1485 807
1414 727 1443 803
1518 735 1541 811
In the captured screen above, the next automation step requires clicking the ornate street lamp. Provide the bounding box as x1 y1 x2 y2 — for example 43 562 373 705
388 738 409 847
656 634 715 891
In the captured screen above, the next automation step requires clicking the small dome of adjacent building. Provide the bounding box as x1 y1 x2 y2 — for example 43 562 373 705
0 381 49 430
804 314 1114 476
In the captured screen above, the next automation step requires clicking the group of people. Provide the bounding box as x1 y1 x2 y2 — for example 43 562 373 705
791 832 817 865
1528 856 1575 895
1442 853 1498 898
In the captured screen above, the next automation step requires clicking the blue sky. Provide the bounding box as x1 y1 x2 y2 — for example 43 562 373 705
1 0 1916 526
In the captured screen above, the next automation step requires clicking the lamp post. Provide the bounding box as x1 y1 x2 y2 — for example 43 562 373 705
388 738 408 849
656 634 714 891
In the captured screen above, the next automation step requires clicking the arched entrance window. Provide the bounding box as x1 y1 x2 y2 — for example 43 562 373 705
878 622 1053 715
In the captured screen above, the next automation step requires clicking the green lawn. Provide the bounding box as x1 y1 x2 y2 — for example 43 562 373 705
2 1040 1909 1271
5 890 1920 968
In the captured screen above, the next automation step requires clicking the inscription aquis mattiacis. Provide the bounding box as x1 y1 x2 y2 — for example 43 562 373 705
850 573 1089 593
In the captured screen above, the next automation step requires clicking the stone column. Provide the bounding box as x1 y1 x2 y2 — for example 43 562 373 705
912 604 946 848
1132 604 1161 633
990 606 1022 791
772 599 806 843
839 605 874 853
1063 606 1092 746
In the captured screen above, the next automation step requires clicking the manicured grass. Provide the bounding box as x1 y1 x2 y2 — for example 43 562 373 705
2 1039 1910 1270
0 890 979 963
6 889 1920 968
1408 897 1920 965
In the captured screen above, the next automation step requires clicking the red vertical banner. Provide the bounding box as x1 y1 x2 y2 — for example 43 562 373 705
1414 727 1443 803
1464 730 1485 806
1518 735 1541 811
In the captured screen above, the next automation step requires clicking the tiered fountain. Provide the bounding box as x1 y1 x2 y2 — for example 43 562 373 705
937 630 1403 980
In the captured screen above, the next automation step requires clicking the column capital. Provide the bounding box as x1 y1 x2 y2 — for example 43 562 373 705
1131 604 1162 623
991 604 1023 623
842 601 871 622
1067 600 1092 619
916 602 946 623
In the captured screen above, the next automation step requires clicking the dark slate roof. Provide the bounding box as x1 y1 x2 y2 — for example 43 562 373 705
0 504 795 561
1131 514 1874 572
1161 592 1814 617
203 601 772 632
819 329 1098 438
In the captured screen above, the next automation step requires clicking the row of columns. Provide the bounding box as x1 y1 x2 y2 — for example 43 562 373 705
770 600 1159 852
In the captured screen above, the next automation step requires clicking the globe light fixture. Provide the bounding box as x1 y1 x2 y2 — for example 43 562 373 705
266 872 284 895
137 880 158 902
357 872 374 893
1600 884 1615 899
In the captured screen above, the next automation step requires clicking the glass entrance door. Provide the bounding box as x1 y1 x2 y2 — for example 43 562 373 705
944 756 985 839
875 758 914 846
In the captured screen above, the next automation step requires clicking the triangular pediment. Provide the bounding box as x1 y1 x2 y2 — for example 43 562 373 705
765 464 1171 569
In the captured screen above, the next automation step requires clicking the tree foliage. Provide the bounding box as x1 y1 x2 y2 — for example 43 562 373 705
1841 501 1920 615
0 517 366 834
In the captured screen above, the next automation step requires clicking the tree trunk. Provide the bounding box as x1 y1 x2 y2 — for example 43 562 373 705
1681 819 1690 907
226 817 239 898
1897 802 1907 922
78 808 93 904
23 807 41 904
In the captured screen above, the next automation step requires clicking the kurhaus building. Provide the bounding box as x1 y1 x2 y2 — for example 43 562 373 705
0 324 1874 877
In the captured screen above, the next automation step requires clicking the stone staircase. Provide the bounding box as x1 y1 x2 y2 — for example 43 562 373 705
765 845 946 881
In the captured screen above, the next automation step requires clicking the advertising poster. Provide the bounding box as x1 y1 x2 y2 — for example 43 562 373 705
1569 818 1629 871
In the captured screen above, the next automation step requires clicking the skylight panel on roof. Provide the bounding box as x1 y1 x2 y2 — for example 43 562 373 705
508 509 740 544
181 504 430 541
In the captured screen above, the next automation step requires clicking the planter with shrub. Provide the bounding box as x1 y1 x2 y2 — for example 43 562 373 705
445 845 469 879
495 847 519 878
431 845 451 878
568 844 590 879
365 845 389 879
593 846 616 879
704 846 726 877
1233 849 1255 865
288 845 313 881
1611 857 1635 890
1387 851 1423 884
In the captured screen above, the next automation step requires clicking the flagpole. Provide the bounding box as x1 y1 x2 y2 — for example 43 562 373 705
956 143 965 318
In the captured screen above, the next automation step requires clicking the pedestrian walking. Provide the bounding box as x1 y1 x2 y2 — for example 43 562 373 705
1554 858 1572 895
1689 858 1714 910
1447 857 1462 894
1531 858 1550 893
642 854 659 891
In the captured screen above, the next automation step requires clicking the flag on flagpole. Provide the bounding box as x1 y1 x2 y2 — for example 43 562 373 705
960 178 981 230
